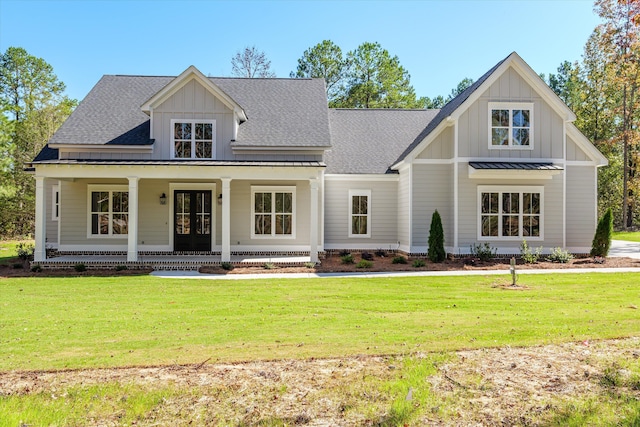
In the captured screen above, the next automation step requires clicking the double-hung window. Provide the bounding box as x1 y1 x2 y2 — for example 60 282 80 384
88 185 129 237
251 186 296 238
171 119 216 159
489 103 533 149
349 189 371 238
478 186 542 240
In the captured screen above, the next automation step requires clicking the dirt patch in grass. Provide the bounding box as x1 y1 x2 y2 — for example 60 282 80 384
2 338 638 425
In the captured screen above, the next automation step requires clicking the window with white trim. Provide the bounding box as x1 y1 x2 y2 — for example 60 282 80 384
478 186 542 240
488 102 533 148
171 119 216 159
88 185 129 237
349 189 371 238
251 186 296 238
52 185 59 221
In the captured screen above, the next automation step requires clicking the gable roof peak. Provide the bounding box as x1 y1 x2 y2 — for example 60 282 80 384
140 65 247 122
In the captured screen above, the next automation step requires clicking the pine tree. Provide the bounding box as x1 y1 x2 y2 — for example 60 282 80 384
428 210 446 263
591 208 614 257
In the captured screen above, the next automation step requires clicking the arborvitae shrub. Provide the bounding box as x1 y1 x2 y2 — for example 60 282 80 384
428 210 446 263
591 208 613 257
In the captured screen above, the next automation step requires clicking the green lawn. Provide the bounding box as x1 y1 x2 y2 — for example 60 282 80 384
0 239 31 265
612 230 640 242
2 273 639 371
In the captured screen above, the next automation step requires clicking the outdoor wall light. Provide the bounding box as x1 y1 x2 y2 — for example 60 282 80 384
217 193 223 205
160 193 167 205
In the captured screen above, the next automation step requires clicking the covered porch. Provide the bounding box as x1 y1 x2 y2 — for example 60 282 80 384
33 161 325 266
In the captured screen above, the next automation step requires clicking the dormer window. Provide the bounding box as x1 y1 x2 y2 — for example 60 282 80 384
488 103 533 149
171 119 216 159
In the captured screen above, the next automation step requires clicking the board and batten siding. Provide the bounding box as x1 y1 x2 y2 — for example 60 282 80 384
566 135 590 162
324 178 398 249
416 126 454 159
566 166 597 250
457 66 565 160
411 164 453 253
456 163 564 252
152 79 235 160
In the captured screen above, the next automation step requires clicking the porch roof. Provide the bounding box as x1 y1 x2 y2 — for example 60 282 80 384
30 159 325 168
469 161 563 171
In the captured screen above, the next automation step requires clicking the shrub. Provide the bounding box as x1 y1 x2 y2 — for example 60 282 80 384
16 242 34 261
220 262 234 271
374 249 386 257
547 247 574 263
263 262 275 270
12 262 23 269
428 210 446 263
74 263 87 272
115 265 128 271
591 208 613 257
30 264 42 272
338 250 351 257
340 254 354 264
304 262 316 269
361 251 374 261
412 259 426 268
520 240 543 264
355 260 373 269
392 256 407 264
470 242 496 262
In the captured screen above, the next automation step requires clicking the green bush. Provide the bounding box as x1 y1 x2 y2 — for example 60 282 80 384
115 265 128 271
412 259 426 268
16 242 34 261
220 262 234 271
591 208 613 257
12 262 23 269
428 210 446 263
470 242 496 262
30 264 42 272
263 262 275 270
355 260 373 269
340 254 354 264
74 263 87 272
392 256 407 264
304 262 316 269
520 239 543 264
547 247 574 263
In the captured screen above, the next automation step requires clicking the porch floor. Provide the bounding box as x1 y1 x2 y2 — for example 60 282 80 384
35 254 313 270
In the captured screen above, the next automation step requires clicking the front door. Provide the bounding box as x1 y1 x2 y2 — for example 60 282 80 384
174 190 212 251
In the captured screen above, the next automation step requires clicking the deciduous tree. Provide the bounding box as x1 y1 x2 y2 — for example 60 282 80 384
231 46 276 78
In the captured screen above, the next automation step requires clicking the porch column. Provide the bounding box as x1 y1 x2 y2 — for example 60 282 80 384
34 176 46 262
221 177 231 262
127 177 139 262
309 178 319 263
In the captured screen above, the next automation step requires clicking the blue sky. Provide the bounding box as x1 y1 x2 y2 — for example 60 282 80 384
0 0 601 102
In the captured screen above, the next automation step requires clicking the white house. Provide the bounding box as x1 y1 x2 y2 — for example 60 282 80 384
29 52 608 267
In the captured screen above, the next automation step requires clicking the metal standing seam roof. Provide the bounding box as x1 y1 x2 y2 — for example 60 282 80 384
469 161 564 171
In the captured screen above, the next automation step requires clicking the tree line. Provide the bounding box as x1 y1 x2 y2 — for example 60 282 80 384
1 0 638 238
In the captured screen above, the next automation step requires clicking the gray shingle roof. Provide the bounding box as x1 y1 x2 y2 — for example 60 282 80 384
326 109 439 174
46 75 331 149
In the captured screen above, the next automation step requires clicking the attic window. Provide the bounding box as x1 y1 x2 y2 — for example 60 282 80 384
488 103 533 149
171 119 216 159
